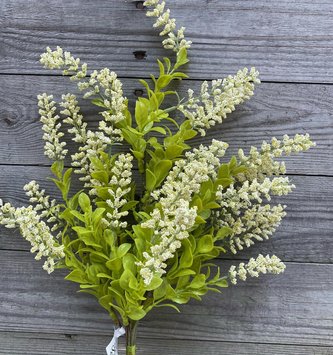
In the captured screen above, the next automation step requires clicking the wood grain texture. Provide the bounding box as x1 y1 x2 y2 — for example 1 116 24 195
0 250 332 346
0 166 332 263
0 75 331 174
1 0 333 353
1 331 332 355
2 0 333 82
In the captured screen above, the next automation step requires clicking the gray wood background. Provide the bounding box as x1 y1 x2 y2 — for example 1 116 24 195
0 0 332 354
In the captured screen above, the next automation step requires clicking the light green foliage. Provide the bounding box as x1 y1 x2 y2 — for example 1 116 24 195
0 2 315 335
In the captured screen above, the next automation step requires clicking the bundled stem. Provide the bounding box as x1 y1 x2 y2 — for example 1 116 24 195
126 321 138 355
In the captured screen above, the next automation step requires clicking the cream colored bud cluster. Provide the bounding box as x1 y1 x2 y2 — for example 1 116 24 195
40 48 125 144
38 94 68 161
40 46 87 80
153 139 229 203
238 134 316 182
60 93 96 182
138 140 228 285
0 201 64 273
60 94 87 144
144 0 191 52
71 130 110 185
221 204 286 254
99 153 133 229
59 94 123 186
215 177 292 253
229 254 286 285
76 69 125 148
23 180 61 235
178 68 260 136
139 200 197 285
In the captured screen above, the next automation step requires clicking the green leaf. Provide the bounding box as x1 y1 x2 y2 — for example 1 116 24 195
171 269 196 278
197 234 214 253
145 275 163 291
175 47 189 69
91 98 107 108
215 178 234 188
172 72 189 79
146 169 157 191
99 294 112 311
117 243 132 258
62 168 73 199
132 150 145 160
153 279 167 300
195 215 206 225
122 253 137 274
218 164 230 178
92 208 105 228
133 224 152 240
190 274 206 289
106 258 122 272
65 269 87 284
199 209 211 220
156 303 180 312
232 165 247 175
50 160 64 179
216 226 233 240
229 156 237 170
96 273 113 279
154 160 172 186
156 74 172 90
78 193 91 212
157 59 165 76
119 269 137 290
91 171 109 184
135 100 148 131
49 178 64 193
139 79 151 96
204 202 221 209
215 278 228 288
149 126 167 135
121 200 139 212
104 229 115 248
165 144 184 160
163 57 171 72
127 306 146 321
179 239 193 269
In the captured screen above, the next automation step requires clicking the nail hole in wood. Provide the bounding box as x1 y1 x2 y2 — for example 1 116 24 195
135 1 145 9
133 50 147 60
3 115 16 127
134 89 144 97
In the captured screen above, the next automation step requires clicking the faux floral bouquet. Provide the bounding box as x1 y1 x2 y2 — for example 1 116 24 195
0 1 315 354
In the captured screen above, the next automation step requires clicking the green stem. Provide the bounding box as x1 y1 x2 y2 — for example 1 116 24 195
126 320 138 355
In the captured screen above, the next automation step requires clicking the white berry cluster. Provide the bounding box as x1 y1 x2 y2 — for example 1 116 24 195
38 93 67 161
178 68 260 136
0 201 64 273
238 134 316 182
229 254 286 285
138 140 228 285
144 0 192 53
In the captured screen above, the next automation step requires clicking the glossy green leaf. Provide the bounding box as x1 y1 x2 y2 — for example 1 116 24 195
190 274 206 289
127 306 146 321
197 234 214 253
78 193 91 212
146 169 157 191
65 269 87 284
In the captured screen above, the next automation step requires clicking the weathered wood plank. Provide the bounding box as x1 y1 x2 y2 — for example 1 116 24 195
0 75 331 174
1 331 332 355
2 0 333 82
0 250 332 346
0 166 332 263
